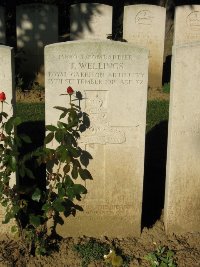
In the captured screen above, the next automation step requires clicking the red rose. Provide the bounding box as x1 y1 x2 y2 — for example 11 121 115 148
67 86 74 95
0 92 6 102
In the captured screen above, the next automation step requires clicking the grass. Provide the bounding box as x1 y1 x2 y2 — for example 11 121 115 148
146 100 169 133
16 103 45 122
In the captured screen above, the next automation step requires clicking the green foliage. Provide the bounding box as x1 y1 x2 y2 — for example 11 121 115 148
144 245 177 267
74 240 132 267
0 89 92 256
162 83 170 94
16 103 45 122
74 239 110 267
146 100 169 132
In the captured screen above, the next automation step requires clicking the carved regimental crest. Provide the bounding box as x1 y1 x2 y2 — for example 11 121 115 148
187 11 200 31
135 10 154 25
80 91 126 145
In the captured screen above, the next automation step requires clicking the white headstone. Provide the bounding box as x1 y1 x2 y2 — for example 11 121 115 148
70 3 112 40
0 45 15 233
45 40 148 237
16 4 58 85
164 43 200 234
174 5 200 45
123 4 166 88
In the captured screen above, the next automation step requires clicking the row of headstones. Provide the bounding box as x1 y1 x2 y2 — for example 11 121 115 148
0 38 200 236
0 4 200 88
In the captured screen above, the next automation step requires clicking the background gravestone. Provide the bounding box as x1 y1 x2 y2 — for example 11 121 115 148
174 5 200 45
70 3 112 40
123 4 166 89
0 6 5 44
45 40 148 237
16 4 58 87
0 45 15 233
164 43 200 234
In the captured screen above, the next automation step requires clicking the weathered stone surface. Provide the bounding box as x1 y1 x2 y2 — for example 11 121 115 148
174 5 200 45
164 43 200 234
0 6 5 44
123 4 166 88
0 45 15 233
45 40 148 237
16 4 58 86
70 3 112 40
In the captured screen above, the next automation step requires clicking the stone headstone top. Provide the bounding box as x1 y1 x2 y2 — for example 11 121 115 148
70 3 112 40
174 5 200 45
123 4 166 88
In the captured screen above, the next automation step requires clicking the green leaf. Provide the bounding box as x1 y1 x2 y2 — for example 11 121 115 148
57 121 65 129
44 132 54 144
79 168 92 180
52 199 65 212
19 166 25 177
63 164 70 174
59 112 67 120
20 134 32 143
32 188 41 202
80 151 92 167
71 166 78 179
64 175 74 186
58 186 66 198
65 187 75 200
2 212 13 224
160 262 168 267
69 147 81 158
29 214 41 227
46 125 57 131
60 149 70 163
25 168 35 179
167 250 174 258
9 156 17 171
42 203 52 211
0 112 8 118
73 184 87 195
5 117 14 134
55 130 64 142
13 117 22 126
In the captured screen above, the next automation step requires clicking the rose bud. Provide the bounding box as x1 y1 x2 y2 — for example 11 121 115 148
67 86 74 95
0 92 6 102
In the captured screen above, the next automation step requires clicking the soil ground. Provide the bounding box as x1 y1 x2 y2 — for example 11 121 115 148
1 89 197 267
0 219 199 267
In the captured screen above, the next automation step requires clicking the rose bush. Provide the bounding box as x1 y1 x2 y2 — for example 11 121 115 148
0 88 92 255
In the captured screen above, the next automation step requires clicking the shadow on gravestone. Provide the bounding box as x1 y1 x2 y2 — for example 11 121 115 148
70 2 112 40
17 120 46 227
16 3 58 89
142 120 168 228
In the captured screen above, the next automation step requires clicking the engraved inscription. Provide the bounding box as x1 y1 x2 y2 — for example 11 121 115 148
135 10 154 25
80 91 126 144
82 204 133 216
186 11 200 31
47 53 145 86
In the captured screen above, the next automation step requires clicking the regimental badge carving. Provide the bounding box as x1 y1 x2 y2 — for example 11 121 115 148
135 10 154 25
187 11 200 31
80 91 126 145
